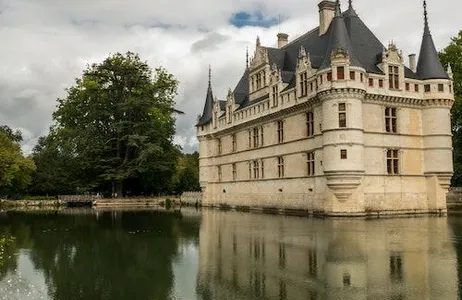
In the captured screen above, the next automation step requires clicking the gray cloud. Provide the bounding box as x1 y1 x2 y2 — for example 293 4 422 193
0 0 459 155
191 33 231 53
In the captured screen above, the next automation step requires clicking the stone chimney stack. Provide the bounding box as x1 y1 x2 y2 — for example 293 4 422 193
409 54 416 72
318 1 336 36
277 33 289 48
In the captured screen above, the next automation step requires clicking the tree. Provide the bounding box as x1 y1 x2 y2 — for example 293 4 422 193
39 52 179 196
0 131 36 197
0 125 22 143
440 31 462 186
172 152 200 194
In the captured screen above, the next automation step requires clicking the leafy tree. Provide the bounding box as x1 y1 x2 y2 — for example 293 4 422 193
440 31 462 186
0 125 22 143
172 152 200 194
0 131 36 198
36 52 179 196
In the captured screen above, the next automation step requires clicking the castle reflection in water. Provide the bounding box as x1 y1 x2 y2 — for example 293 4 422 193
195 211 458 300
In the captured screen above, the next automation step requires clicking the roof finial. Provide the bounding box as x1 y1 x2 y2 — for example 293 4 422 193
246 47 249 69
349 0 352 9
256 36 261 47
423 0 430 34
208 65 212 87
335 0 342 17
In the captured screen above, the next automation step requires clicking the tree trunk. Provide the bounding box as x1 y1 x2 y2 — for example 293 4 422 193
115 180 123 198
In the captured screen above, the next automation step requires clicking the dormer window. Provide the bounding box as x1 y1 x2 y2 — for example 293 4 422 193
388 66 399 90
300 72 308 97
337 67 345 80
256 73 262 89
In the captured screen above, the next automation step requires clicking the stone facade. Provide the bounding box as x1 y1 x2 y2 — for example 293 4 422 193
196 1 454 216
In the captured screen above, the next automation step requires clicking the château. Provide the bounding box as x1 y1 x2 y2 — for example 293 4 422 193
196 0 454 216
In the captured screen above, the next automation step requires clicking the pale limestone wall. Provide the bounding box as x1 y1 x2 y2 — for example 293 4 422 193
197 210 458 300
197 41 453 215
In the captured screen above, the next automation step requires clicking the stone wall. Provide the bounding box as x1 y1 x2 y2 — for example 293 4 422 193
181 192 203 206
447 188 462 209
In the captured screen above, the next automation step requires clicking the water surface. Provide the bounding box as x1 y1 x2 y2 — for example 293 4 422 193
0 209 461 299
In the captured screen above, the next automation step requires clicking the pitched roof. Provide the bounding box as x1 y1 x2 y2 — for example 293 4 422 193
197 68 214 126
416 2 449 80
201 1 447 115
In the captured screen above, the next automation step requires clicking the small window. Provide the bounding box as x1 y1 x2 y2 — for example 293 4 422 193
424 84 431 92
232 134 237 152
232 163 237 181
385 107 397 133
217 138 222 155
360 73 364 82
414 84 419 92
388 65 400 89
340 149 347 159
248 130 252 149
300 72 308 97
253 160 259 179
327 72 332 81
278 157 285 178
337 67 345 80
260 160 265 179
260 126 264 147
450 84 453 93
390 253 403 282
248 161 252 179
369 78 374 87
306 111 314 137
272 85 279 107
338 103 347 128
343 273 351 287
320 75 323 84
218 165 222 182
277 120 284 143
379 79 384 88
350 71 355 80
307 152 315 176
438 84 444 92
253 127 259 148
387 150 399 175
405 82 410 91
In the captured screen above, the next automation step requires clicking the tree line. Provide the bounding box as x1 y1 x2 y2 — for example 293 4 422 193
0 52 200 199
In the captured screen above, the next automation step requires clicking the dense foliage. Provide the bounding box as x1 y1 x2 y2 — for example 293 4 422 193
30 52 189 197
440 31 462 186
0 127 35 198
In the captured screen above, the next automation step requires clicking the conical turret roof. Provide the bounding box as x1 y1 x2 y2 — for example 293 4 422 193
416 1 448 80
319 1 363 70
197 67 214 126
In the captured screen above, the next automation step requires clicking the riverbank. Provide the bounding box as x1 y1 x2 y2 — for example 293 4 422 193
0 197 182 210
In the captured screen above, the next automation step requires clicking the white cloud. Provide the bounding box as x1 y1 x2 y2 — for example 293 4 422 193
0 0 460 154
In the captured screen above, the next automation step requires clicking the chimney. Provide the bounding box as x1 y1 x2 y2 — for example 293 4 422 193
318 1 336 36
277 33 289 48
409 54 416 73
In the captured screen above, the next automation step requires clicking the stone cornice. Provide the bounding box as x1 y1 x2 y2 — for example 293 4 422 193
365 93 454 108
317 88 366 101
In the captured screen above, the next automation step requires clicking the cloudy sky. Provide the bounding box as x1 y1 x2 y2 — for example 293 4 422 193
0 0 460 154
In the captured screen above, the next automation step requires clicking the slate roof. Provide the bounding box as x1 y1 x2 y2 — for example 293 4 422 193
198 1 448 125
197 83 213 126
416 3 449 79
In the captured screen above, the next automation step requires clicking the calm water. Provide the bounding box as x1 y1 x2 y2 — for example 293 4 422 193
0 209 461 300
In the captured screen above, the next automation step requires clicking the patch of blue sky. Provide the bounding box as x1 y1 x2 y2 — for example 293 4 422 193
229 11 279 28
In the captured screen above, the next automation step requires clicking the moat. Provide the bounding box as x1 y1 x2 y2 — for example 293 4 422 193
0 208 461 299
